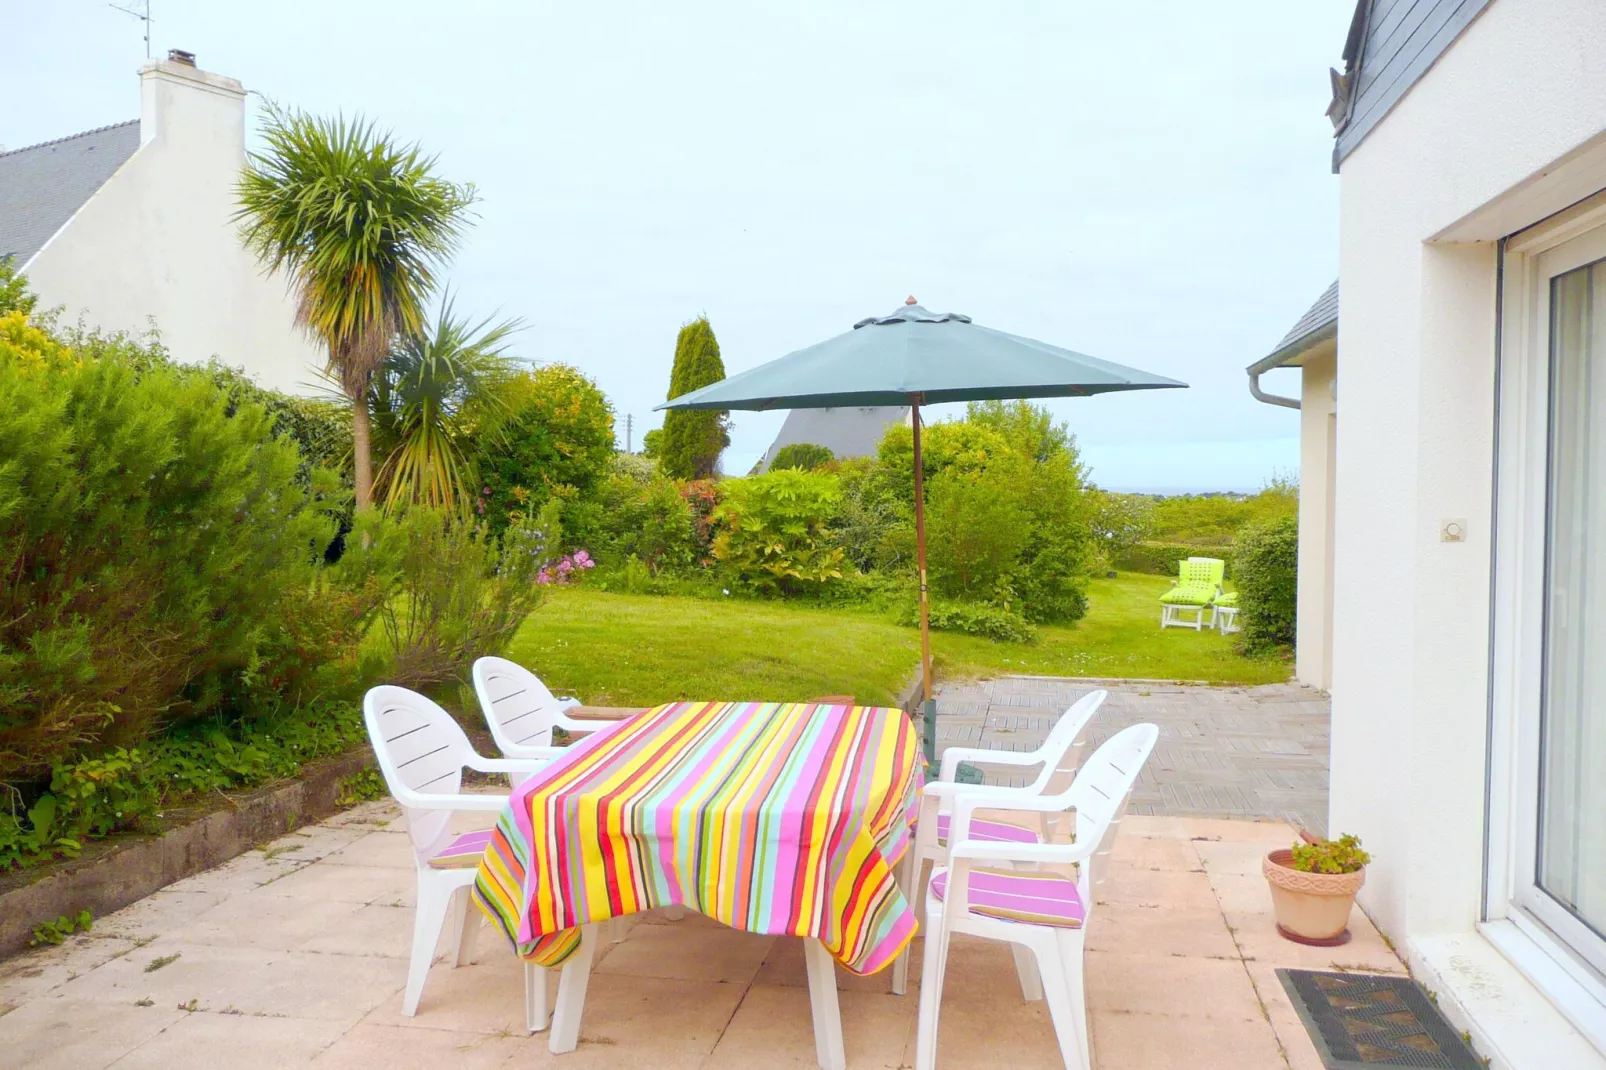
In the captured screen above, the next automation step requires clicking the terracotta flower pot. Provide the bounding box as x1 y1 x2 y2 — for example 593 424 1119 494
1263 848 1365 946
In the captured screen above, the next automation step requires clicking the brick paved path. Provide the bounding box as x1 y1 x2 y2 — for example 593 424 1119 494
933 676 1331 836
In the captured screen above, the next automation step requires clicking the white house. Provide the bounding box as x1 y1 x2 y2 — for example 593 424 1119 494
1256 1 1606 1066
1248 281 1337 692
0 51 320 394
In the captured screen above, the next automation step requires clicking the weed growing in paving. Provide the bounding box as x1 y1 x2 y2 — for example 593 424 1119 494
30 910 91 946
144 953 181 973
337 768 386 806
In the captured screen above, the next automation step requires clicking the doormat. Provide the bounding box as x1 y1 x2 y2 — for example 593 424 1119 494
1276 969 1482 1069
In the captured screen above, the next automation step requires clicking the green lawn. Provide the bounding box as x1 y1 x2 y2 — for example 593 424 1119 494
506 572 1290 708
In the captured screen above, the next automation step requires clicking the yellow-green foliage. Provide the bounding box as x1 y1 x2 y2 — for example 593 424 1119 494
0 317 339 783
713 469 845 594
1148 479 1297 545
477 362 616 533
1290 833 1370 875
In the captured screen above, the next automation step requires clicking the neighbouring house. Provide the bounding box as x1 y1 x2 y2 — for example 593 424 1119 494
1247 281 1337 692
0 51 320 393
757 406 908 472
1251 1 1606 1065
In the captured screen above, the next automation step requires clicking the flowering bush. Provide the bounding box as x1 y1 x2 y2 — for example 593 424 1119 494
538 549 596 585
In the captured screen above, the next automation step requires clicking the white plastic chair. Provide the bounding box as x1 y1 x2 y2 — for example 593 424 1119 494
914 722 1160 1070
363 685 553 1032
471 656 600 762
912 689 1108 904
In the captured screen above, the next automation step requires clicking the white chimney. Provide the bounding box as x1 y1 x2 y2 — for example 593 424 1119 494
138 50 247 149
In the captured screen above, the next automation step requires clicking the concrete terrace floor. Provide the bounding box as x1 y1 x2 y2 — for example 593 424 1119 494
0 678 1377 1069
937 678 1331 836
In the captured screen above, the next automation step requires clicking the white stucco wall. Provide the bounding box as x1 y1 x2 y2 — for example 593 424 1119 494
23 60 321 394
1335 0 1606 1064
1295 345 1336 692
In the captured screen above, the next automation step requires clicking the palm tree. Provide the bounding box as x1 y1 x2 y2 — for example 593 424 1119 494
235 105 476 510
370 299 523 514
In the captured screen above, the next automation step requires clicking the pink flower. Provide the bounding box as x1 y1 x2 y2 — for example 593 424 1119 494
537 570 552 585
558 558 573 574
573 550 592 566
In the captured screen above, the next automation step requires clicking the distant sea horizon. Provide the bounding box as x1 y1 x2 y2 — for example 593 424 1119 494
1098 485 1260 497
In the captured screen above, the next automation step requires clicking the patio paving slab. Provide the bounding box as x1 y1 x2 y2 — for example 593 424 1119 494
935 677 1330 835
0 802 1399 1069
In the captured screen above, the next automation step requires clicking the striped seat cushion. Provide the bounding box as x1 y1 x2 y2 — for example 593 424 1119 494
427 829 495 869
934 812 1040 847
931 867 1085 928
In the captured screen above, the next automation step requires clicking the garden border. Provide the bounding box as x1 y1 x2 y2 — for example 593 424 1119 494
0 749 374 959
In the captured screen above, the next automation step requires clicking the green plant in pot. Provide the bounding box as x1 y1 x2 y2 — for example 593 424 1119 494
1263 831 1371 946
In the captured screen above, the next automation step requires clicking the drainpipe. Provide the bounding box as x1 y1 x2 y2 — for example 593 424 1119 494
1245 321 1336 411
1248 364 1301 410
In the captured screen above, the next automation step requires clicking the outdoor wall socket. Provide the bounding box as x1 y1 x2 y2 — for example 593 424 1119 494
1441 519 1467 543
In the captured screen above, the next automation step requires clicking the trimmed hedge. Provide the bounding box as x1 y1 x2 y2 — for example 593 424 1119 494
1233 516 1298 652
1113 541 1234 579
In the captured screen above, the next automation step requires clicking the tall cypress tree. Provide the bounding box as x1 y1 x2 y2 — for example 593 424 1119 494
660 316 730 479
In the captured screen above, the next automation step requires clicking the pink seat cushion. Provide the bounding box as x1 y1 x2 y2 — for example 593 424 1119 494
935 812 1041 846
931 867 1085 928
427 829 495 869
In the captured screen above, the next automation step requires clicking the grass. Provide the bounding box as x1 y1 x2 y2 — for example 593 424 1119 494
504 572 1289 707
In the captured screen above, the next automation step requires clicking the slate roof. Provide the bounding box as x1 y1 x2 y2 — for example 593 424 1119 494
0 120 140 265
1255 280 1338 370
759 406 908 472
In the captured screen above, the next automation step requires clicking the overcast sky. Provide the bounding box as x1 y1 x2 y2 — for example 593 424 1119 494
3 1 1350 492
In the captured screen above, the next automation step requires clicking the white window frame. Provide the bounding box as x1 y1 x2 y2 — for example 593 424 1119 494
1488 193 1606 1047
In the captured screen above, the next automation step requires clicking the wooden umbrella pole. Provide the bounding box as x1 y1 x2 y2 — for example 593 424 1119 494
911 399 932 703
911 398 939 772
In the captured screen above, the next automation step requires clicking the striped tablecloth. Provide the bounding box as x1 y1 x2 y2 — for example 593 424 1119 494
473 700 922 974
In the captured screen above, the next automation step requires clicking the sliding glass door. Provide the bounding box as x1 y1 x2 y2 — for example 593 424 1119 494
1529 256 1606 967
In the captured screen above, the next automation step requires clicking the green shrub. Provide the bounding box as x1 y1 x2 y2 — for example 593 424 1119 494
370 509 547 687
1088 490 1155 567
0 257 38 317
0 699 369 870
770 442 835 471
0 315 341 783
713 469 846 594
1233 515 1298 652
926 467 1030 601
659 317 730 479
1148 478 1297 546
1114 541 1234 579
590 458 699 574
477 363 615 533
898 599 1036 643
830 459 912 574
918 419 1093 625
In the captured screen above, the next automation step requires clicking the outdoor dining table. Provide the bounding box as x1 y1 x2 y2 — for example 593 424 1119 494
472 698 924 1070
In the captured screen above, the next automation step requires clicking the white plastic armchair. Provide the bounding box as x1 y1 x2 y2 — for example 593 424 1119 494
912 689 1107 894
472 657 599 763
914 722 1159 1070
363 685 553 1032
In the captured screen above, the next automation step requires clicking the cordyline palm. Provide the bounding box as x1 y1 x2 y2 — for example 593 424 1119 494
235 105 476 509
370 299 522 514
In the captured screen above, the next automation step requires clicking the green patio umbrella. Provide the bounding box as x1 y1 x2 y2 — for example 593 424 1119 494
658 298 1185 767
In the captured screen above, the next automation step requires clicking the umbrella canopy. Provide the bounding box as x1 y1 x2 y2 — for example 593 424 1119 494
658 298 1185 770
656 300 1185 412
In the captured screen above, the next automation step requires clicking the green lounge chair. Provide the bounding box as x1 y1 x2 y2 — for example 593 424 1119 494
1159 557 1224 630
1212 590 1240 634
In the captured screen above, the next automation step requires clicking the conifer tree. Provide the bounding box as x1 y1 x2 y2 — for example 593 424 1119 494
660 316 730 478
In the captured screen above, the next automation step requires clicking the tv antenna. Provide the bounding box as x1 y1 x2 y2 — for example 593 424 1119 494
109 0 152 59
